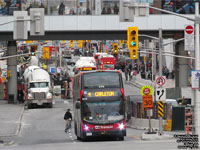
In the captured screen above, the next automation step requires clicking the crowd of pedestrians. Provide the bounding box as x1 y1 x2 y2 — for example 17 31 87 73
0 0 119 16
117 59 175 82
51 72 71 99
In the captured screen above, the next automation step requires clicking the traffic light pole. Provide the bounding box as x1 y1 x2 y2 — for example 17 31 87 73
194 2 200 140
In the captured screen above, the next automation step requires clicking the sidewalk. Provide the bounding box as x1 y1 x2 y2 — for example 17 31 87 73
0 100 24 138
124 72 192 98
123 72 175 88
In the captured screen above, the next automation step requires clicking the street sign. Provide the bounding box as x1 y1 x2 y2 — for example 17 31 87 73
143 95 153 109
185 25 194 34
191 70 200 89
141 85 153 96
141 85 154 109
158 101 164 118
185 25 194 51
50 67 56 74
156 88 166 101
156 76 166 87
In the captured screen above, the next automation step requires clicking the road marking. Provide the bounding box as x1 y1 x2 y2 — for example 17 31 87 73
64 101 69 104
130 136 141 140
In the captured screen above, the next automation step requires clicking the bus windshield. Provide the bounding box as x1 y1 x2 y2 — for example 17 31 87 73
82 100 124 123
83 72 120 89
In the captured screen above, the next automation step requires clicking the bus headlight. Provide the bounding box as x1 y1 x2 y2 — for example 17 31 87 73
84 125 89 131
119 123 124 130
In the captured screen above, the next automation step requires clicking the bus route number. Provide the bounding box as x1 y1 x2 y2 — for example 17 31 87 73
143 95 153 109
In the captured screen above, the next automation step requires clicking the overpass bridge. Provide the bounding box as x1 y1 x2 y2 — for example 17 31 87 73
0 15 194 40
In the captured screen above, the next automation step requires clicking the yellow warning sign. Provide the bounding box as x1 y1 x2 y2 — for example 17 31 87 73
158 101 164 117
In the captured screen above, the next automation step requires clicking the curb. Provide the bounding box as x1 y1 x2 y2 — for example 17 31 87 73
15 104 25 136
141 132 174 140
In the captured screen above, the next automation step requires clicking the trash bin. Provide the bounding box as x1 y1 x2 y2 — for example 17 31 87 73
8 94 14 104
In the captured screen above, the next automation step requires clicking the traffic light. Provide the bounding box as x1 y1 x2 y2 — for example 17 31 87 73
130 49 138 59
78 40 83 48
43 47 50 59
30 45 37 56
127 27 138 59
69 40 74 48
113 43 118 54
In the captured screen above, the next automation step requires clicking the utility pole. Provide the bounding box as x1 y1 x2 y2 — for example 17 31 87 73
194 2 200 139
158 28 163 77
59 41 62 69
158 28 163 135
54 41 58 74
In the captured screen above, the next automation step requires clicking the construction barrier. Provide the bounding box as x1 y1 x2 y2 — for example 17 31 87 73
126 95 188 131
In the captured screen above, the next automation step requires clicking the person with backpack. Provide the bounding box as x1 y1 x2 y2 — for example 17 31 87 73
64 109 72 133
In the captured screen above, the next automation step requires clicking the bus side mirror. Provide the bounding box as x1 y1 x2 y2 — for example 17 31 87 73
76 101 80 109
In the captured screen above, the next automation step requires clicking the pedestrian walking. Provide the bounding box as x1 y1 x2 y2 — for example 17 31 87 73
125 63 129 81
5 0 11 15
64 109 72 133
58 2 65 15
113 2 119 14
128 62 133 81
39 3 45 8
165 67 170 79
171 69 175 79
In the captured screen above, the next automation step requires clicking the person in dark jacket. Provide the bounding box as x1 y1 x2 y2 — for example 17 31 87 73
64 109 72 132
58 2 65 15
128 62 133 81
124 63 129 81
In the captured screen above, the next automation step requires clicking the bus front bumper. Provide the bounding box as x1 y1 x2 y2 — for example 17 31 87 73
83 129 126 138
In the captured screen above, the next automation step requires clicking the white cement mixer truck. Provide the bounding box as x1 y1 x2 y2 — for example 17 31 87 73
23 66 53 109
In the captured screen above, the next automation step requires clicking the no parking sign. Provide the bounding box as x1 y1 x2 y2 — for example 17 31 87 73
156 76 166 87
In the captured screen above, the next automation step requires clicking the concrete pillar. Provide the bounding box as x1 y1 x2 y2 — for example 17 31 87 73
7 41 18 103
175 41 189 87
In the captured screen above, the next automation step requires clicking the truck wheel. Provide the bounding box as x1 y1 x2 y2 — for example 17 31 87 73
27 103 32 109
48 103 53 108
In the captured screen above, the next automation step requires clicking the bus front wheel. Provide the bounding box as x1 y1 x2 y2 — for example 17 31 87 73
77 136 81 141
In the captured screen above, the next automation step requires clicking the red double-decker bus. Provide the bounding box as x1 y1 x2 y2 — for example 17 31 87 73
73 70 126 141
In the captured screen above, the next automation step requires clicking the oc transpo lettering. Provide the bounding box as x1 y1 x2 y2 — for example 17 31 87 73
95 126 113 130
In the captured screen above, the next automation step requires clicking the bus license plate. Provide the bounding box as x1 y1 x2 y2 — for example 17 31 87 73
86 133 92 136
